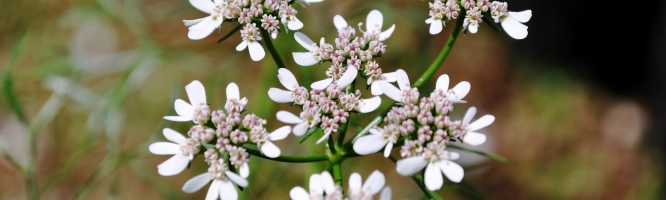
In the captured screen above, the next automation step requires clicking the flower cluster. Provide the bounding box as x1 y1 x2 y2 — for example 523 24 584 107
426 0 532 39
270 68 381 144
353 70 495 191
292 10 396 95
290 170 391 200
150 80 292 199
183 0 323 61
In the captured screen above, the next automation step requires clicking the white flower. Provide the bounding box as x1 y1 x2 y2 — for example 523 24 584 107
347 170 390 200
149 128 199 176
290 171 339 200
353 127 399 157
292 32 325 66
396 142 464 191
355 96 382 113
268 68 305 103
500 10 532 40
463 7 482 34
276 110 314 137
333 10 395 41
255 126 292 158
182 159 248 200
236 23 266 61
435 74 471 103
378 69 420 105
182 0 226 40
367 72 397 96
164 80 210 124
449 107 495 145
224 82 248 113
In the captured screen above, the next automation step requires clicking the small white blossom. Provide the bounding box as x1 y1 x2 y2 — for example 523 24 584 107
434 74 471 103
290 171 339 200
224 82 248 113
268 68 310 104
449 106 495 145
396 142 464 191
182 159 248 200
276 110 316 137
149 128 199 176
463 7 482 34
182 0 227 40
379 69 421 105
236 23 266 61
493 2 532 40
353 126 399 157
164 80 209 124
348 170 391 200
292 32 328 66
333 10 395 42
250 126 292 158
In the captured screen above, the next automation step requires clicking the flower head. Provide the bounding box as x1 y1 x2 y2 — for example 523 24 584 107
164 80 209 124
182 159 248 200
149 128 200 176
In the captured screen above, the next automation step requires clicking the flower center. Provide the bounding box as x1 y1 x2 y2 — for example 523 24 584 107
448 120 468 138
208 160 230 180
423 142 447 163
180 138 201 159
193 103 211 124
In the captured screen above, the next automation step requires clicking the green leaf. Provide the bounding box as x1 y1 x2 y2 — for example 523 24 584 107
299 127 321 144
202 143 216 150
217 24 243 43
2 32 29 124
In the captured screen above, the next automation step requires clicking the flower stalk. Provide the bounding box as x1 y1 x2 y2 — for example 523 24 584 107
260 29 286 69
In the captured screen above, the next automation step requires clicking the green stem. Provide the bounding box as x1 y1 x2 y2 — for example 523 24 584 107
449 144 508 163
260 29 286 69
413 18 464 88
243 143 328 163
388 156 442 200
327 136 337 154
332 163 343 187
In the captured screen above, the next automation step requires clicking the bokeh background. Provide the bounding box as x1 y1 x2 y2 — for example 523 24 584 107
1 0 664 199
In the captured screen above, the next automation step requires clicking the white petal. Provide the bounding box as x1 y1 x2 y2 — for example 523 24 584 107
293 123 308 136
183 17 206 27
364 170 386 195
379 81 402 102
269 126 292 141
436 74 450 91
468 115 495 131
236 41 248 51
349 173 362 191
446 151 460 160
157 154 189 176
396 156 428 176
288 17 304 30
425 163 443 191
333 15 348 30
380 186 392 200
268 88 294 103
395 69 410 90
294 32 315 50
226 82 240 100
219 180 238 200
383 142 393 158
359 96 381 113
382 72 397 82
239 162 250 178
278 68 299 90
163 115 192 122
290 187 310 200
149 142 180 155
186 80 207 106
425 18 433 24
509 10 532 23
468 24 478 34
189 0 215 14
463 131 487 146
320 171 336 195
248 41 266 61
440 160 464 183
271 31 277 39
379 24 395 41
368 128 383 136
163 128 187 144
276 111 302 124
188 17 217 40
463 107 477 125
174 99 194 118
292 52 319 66
309 174 324 196
260 141 281 158
182 172 212 193
205 180 220 200
501 17 528 40
451 81 471 100
353 134 386 155
366 10 384 32
310 78 333 90
225 171 249 187
371 81 383 95
337 68 357 88
429 19 443 35
315 131 331 144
